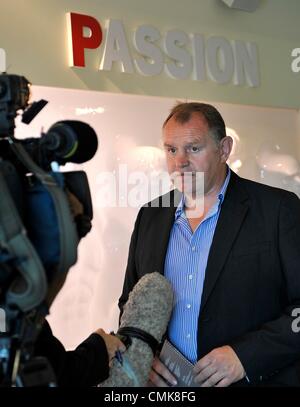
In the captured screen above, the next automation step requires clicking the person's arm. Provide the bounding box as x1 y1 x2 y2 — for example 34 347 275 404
118 207 145 315
227 191 300 384
34 320 125 386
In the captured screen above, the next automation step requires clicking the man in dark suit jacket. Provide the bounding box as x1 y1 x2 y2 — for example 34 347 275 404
119 102 300 387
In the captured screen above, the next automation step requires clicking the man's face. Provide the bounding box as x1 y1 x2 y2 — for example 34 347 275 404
162 113 231 197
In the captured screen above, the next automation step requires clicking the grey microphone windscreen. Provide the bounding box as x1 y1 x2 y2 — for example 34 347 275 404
100 272 173 387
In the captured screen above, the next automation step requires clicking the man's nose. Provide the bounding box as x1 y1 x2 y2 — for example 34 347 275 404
175 152 190 169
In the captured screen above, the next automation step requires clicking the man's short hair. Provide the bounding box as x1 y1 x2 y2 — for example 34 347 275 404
163 102 226 142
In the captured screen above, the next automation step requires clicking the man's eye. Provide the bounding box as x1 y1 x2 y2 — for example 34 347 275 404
167 148 176 154
189 146 200 153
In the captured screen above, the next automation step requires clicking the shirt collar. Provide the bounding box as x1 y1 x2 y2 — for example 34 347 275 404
174 166 231 221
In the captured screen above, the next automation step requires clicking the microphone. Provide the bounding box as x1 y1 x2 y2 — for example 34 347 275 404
41 120 98 164
99 272 173 387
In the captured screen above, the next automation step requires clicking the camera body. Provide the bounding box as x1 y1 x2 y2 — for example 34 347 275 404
0 74 96 386
0 75 30 136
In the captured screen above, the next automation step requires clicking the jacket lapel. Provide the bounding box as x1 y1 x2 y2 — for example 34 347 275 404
149 189 181 275
199 173 250 314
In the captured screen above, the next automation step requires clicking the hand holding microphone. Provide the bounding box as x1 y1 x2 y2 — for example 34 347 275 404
94 329 126 367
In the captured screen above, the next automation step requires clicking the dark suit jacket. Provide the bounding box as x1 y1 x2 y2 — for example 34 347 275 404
119 171 300 386
34 320 109 386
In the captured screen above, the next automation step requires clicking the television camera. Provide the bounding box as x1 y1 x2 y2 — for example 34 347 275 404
0 74 98 386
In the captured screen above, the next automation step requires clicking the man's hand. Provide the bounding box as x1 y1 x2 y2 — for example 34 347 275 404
148 356 177 387
66 189 84 217
94 328 126 366
66 189 92 237
193 345 246 387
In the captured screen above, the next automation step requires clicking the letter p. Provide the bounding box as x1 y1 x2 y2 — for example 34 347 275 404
67 12 102 67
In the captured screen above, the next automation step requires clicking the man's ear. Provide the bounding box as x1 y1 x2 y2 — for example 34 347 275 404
220 136 233 163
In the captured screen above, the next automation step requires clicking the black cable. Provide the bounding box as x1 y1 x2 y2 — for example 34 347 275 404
117 327 159 355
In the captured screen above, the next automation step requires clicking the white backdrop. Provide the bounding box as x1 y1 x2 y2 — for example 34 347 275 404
15 86 300 349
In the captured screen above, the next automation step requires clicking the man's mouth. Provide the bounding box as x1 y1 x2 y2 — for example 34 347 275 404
179 172 196 177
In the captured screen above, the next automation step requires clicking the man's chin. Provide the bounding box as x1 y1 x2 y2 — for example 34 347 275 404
171 173 204 197
172 181 203 198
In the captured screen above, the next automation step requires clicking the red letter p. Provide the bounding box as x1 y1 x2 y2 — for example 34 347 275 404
68 12 102 67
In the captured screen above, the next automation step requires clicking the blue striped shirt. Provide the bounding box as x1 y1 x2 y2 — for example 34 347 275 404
164 169 231 363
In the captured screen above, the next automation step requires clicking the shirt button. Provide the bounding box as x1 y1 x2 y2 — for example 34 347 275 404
191 246 196 251
188 274 193 280
186 334 191 339
187 304 191 309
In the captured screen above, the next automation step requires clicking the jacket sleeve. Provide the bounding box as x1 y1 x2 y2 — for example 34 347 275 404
118 207 144 316
230 191 300 383
34 320 109 386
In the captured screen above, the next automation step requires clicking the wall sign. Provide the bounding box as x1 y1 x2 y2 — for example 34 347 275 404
67 12 260 87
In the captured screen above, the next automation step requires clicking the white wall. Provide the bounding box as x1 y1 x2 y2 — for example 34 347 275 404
15 86 300 349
